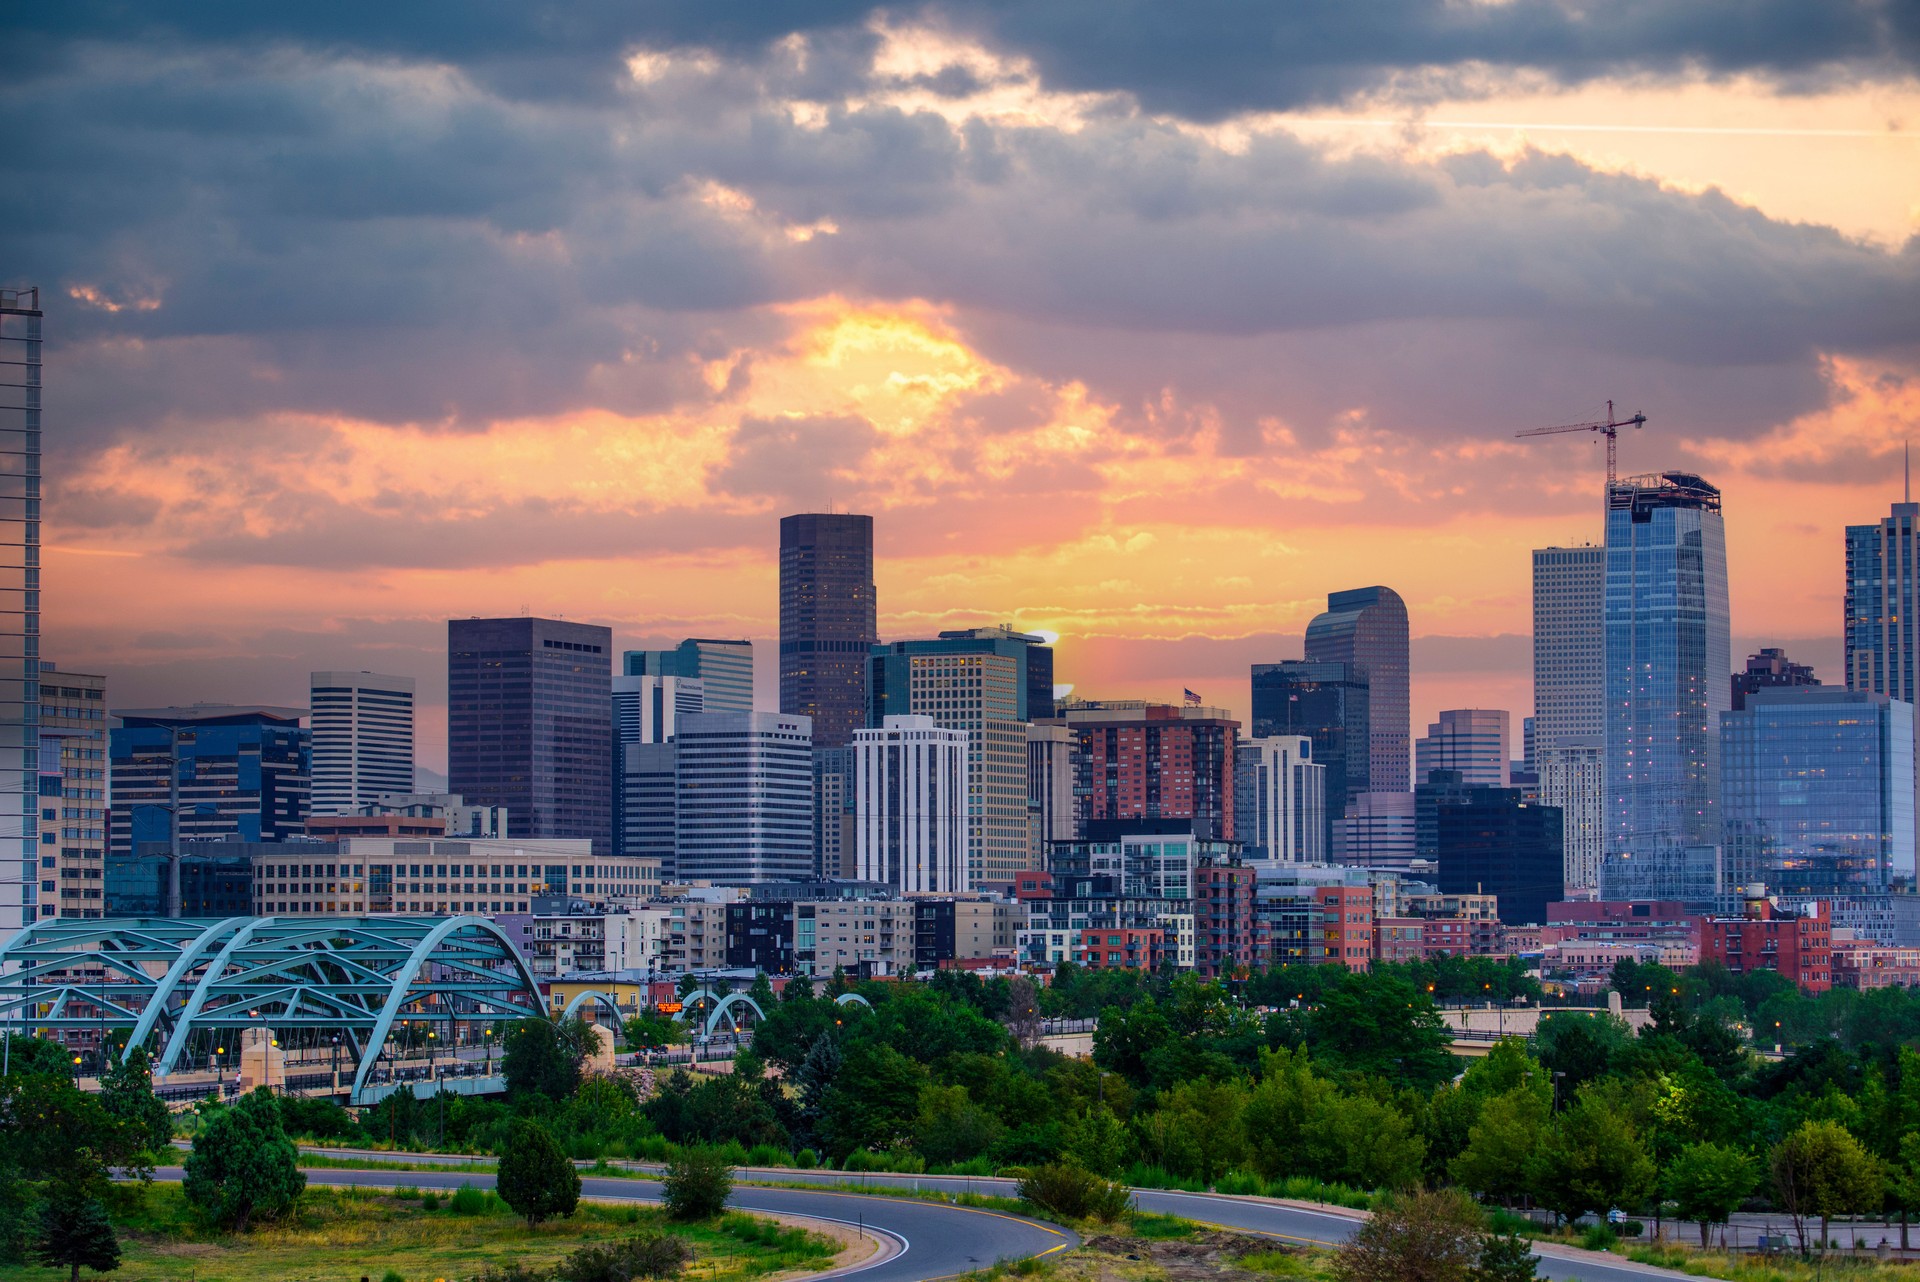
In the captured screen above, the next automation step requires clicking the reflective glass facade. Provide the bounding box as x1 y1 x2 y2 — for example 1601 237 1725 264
1304 586 1410 793
1847 499 1920 703
0 288 38 938
1722 688 1915 901
1600 472 1730 906
1250 660 1369 855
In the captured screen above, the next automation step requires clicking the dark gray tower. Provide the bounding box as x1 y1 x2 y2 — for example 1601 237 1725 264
1305 586 1410 794
448 617 612 854
779 513 876 750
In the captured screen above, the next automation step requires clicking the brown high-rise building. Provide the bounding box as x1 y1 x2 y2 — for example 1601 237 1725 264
779 513 876 750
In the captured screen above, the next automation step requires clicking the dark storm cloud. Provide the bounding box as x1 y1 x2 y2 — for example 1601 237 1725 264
10 0 1910 117
5 0 1916 480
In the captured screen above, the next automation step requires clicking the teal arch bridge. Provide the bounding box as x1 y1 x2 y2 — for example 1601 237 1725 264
561 988 872 1038
0 916 544 1105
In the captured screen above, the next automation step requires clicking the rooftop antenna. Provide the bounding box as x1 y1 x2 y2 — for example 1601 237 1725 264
1906 441 1911 505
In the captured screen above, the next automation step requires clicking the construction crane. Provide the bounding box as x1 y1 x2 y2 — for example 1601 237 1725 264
1515 400 1647 488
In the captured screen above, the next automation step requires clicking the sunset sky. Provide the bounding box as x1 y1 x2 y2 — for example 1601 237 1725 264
8 3 1918 773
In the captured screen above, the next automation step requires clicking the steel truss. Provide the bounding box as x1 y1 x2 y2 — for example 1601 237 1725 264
0 916 543 1103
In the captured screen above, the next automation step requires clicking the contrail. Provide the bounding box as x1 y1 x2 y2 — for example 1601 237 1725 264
1284 117 1912 139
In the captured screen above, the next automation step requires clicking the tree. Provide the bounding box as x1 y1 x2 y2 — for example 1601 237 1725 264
0 1036 76 1078
1452 1087 1552 1205
29 1185 119 1282
662 1145 733 1221
914 1084 1003 1166
502 1019 584 1101
1304 971 1454 1089
496 1119 581 1228
1528 1090 1655 1226
819 1043 925 1160
1470 1232 1537 1282
1003 976 1043 1049
1771 1118 1883 1254
182 1090 305 1230
1663 1142 1757 1248
1534 1013 1631 1097
96 1048 172 1160
622 1012 684 1051
1332 1188 1485 1282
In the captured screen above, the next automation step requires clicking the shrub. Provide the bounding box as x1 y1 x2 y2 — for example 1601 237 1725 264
382 1272 406 1282
450 1183 489 1216
1330 1188 1484 1282
795 1149 818 1170
421 1192 442 1211
182 1090 307 1230
663 1146 733 1222
394 1185 422 1200
1577 1224 1617 1252
1471 1231 1538 1282
1016 1162 1133 1223
745 1144 787 1167
553 1232 691 1282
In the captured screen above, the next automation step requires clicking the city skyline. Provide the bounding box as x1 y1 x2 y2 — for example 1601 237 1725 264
9 8 1915 776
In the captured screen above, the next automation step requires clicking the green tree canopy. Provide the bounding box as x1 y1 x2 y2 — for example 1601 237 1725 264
496 1119 581 1228
501 1018 585 1101
1662 1142 1758 1247
182 1090 305 1230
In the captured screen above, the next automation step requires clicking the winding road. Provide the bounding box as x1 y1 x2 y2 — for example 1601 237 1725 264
264 1149 1714 1282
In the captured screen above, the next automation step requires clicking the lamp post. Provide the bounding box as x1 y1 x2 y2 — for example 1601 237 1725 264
484 1027 493 1075
331 1035 340 1094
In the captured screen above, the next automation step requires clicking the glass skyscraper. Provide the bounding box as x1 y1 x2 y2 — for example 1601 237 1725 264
448 617 612 854
1846 491 1920 703
0 288 39 939
1250 660 1369 856
1304 586 1409 793
1600 471 1731 906
780 513 876 749
1721 688 1915 912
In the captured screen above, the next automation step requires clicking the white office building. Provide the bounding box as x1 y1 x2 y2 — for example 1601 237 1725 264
612 674 704 746
674 712 814 883
309 671 415 815
1234 736 1326 862
854 715 969 894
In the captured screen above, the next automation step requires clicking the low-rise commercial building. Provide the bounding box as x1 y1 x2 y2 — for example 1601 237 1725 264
249 836 660 916
1701 887 1833 993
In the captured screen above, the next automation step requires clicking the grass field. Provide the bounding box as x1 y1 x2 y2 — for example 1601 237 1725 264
0 1183 841 1282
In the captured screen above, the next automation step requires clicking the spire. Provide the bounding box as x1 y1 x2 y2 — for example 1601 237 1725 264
1907 440 1912 506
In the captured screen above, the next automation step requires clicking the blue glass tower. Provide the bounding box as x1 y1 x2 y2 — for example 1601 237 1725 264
0 288 38 938
1600 471 1730 906
1721 689 1915 933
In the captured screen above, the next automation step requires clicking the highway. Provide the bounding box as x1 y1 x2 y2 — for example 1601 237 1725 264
281 1149 1712 1282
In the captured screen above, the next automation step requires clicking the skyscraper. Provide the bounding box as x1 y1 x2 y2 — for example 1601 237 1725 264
1250 660 1369 854
1846 484 1920 704
612 674 704 746
1532 545 1606 749
780 513 876 749
1304 586 1409 793
1721 688 1915 938
625 639 753 713
309 671 416 814
854 715 969 894
1414 709 1511 787
1600 472 1731 906
673 711 814 883
1234 736 1325 863
869 636 1032 888
940 626 1056 721
37 664 106 919
1433 787 1564 926
448 617 612 853
0 288 40 939
1533 543 1607 897
612 673 702 859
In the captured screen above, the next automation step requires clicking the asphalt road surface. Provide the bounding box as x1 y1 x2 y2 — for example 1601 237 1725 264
276 1150 1714 1282
154 1164 1076 1282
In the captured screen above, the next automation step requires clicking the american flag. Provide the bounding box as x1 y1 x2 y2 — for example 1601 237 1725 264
1183 688 1202 706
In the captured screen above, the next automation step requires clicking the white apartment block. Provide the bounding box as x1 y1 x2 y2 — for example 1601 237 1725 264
854 715 970 894
309 671 416 815
1235 736 1326 862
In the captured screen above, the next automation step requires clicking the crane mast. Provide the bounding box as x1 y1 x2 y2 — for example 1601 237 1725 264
1514 399 1648 488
